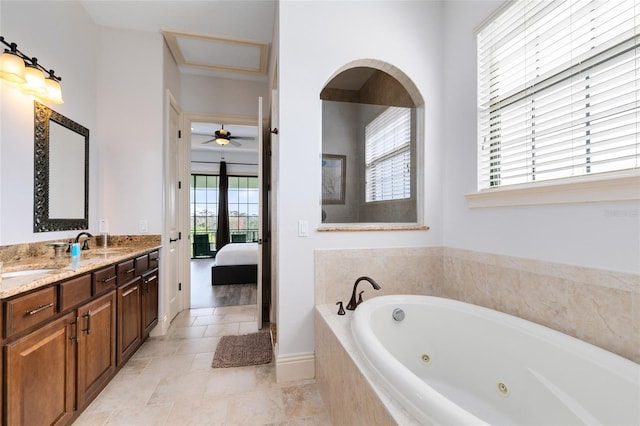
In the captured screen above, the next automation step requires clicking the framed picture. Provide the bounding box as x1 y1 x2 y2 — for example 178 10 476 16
322 154 346 204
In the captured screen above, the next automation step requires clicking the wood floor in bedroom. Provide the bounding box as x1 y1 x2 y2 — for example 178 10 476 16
190 258 257 309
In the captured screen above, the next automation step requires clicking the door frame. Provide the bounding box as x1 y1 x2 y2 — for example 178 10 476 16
183 112 261 312
158 90 187 336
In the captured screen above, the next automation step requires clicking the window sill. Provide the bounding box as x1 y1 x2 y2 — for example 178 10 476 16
318 224 429 232
465 171 640 208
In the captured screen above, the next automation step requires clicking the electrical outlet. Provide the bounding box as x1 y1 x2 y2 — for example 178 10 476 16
99 219 109 233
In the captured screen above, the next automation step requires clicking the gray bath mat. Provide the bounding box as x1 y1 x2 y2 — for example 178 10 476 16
212 331 272 368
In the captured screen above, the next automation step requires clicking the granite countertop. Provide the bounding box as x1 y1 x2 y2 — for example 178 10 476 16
0 236 161 299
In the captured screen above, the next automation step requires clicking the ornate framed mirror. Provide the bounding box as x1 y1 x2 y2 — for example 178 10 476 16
33 101 89 232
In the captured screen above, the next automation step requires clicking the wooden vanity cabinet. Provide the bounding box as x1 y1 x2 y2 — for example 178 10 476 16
76 290 117 409
3 248 159 425
5 312 76 426
116 276 142 365
141 268 159 339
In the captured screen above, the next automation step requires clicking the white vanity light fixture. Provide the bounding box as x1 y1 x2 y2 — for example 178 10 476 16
0 36 64 104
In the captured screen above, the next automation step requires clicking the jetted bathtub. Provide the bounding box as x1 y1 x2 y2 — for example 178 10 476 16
351 295 640 425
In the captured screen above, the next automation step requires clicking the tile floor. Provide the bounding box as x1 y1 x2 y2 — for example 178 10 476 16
74 305 331 425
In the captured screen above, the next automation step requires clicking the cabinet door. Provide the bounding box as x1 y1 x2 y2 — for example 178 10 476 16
117 277 141 365
5 312 76 426
141 269 159 339
76 290 117 409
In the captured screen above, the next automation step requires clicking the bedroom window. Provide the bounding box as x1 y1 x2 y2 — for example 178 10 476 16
477 0 639 190
190 174 258 257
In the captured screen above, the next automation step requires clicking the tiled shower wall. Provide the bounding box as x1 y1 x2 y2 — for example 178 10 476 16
315 247 640 363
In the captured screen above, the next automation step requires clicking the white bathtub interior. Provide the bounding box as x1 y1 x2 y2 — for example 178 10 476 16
352 295 640 426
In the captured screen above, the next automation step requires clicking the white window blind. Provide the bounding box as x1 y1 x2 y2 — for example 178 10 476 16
365 106 411 202
477 0 639 190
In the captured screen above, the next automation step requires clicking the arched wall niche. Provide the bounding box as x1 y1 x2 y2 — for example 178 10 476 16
320 59 424 225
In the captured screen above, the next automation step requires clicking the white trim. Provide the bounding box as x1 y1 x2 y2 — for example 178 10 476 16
276 352 315 383
474 0 513 34
149 314 169 337
466 171 640 208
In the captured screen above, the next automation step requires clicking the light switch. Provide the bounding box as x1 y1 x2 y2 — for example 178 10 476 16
298 220 309 237
138 219 148 234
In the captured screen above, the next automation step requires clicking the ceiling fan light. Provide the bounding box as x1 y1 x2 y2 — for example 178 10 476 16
215 137 230 146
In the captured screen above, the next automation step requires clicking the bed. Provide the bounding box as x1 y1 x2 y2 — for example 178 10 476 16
211 242 258 285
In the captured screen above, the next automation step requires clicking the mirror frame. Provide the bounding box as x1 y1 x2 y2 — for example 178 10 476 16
33 101 89 232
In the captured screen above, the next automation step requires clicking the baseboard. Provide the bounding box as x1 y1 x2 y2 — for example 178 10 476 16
276 352 315 383
150 313 169 337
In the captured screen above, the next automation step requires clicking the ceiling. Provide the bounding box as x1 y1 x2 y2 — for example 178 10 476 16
80 0 275 81
79 1 274 154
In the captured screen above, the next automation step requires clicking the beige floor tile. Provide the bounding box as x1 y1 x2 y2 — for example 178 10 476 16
167 324 207 339
141 353 197 377
239 320 260 334
104 402 173 425
72 410 111 425
225 389 287 425
192 314 227 326
190 351 216 371
281 383 327 420
204 322 240 337
148 371 209 404
131 338 181 359
86 375 161 412
175 336 221 355
165 397 229 425
75 300 330 425
204 367 257 397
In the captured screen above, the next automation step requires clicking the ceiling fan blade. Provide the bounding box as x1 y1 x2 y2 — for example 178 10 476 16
229 140 242 147
202 138 215 144
231 136 255 141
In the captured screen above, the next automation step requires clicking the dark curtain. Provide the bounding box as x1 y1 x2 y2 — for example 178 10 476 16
215 161 230 251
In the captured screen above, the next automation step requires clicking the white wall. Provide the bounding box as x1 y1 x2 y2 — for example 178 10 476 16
0 1 98 244
96 27 164 235
277 1 445 356
181 73 268 117
441 1 640 274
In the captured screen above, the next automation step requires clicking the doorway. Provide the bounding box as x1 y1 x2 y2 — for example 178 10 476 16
189 173 259 309
181 110 270 327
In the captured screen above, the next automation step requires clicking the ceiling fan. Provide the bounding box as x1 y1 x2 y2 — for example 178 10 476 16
201 125 255 147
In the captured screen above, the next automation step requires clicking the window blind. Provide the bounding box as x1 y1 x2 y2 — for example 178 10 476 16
365 106 411 202
477 0 639 190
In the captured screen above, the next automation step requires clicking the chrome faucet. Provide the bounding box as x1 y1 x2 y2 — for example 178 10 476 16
74 232 94 250
346 276 381 310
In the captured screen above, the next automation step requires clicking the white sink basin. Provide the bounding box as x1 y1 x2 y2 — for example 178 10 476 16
2 269 58 279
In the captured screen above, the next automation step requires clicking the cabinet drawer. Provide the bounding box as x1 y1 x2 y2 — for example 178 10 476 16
135 254 149 275
4 286 57 338
59 274 92 312
149 251 159 269
93 265 117 295
117 259 136 285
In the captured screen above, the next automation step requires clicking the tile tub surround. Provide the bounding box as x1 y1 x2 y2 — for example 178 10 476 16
315 304 418 426
315 246 640 363
0 235 161 298
442 247 640 364
315 247 445 306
